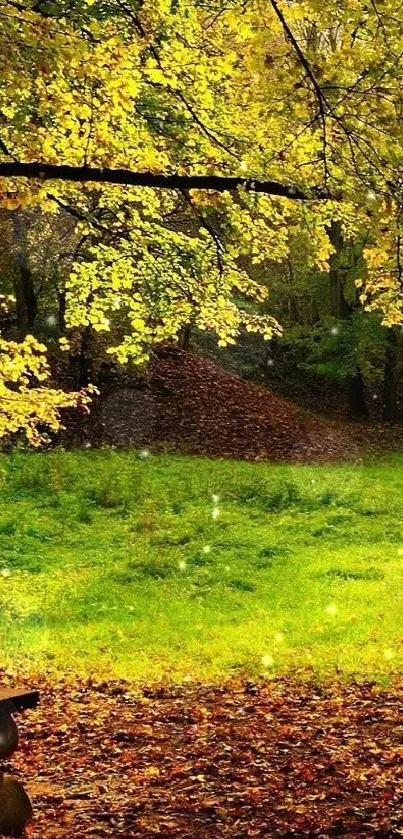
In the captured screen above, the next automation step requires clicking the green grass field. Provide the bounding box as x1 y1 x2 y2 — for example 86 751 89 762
0 449 402 683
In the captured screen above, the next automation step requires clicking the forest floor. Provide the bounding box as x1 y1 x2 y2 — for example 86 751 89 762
65 347 357 461
64 345 403 463
11 673 403 838
4 351 403 838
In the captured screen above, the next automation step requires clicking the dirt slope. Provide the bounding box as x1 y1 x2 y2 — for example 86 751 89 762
71 346 358 462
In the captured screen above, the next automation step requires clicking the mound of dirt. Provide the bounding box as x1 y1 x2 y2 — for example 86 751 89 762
71 346 358 462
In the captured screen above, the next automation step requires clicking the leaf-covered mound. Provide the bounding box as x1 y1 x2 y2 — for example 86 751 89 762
83 347 357 462
10 674 403 838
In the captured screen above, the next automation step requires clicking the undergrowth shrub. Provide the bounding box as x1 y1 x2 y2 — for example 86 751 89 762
8 455 66 494
85 475 138 513
127 559 172 580
234 477 361 514
236 479 302 511
318 567 384 581
0 519 17 536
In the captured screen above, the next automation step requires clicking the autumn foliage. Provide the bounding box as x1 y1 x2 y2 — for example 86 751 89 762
8 672 403 838
1 0 403 437
0 335 94 445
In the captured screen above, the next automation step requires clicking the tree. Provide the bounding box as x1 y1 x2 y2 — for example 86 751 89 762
0 334 94 445
1 0 403 437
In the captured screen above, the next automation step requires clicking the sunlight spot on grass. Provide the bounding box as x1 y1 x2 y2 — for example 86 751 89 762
202 545 211 554
383 649 394 660
138 449 150 460
262 654 274 668
211 494 220 504
397 548 403 556
274 632 284 643
325 603 338 616
178 560 187 571
212 507 220 520
1 568 11 578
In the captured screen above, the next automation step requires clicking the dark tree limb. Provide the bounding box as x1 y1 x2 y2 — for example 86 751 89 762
0 161 332 199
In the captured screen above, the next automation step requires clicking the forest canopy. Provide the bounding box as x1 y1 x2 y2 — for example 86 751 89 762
1 0 403 437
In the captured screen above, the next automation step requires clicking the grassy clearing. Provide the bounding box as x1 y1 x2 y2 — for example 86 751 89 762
0 449 402 683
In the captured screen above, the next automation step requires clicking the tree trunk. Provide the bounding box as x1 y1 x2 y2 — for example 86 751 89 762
286 259 300 323
178 325 191 350
347 373 369 419
11 213 37 335
310 295 321 325
58 291 66 332
328 221 351 320
328 221 368 418
78 326 94 386
382 327 403 422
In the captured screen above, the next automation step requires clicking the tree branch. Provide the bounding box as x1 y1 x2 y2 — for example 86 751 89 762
116 0 239 158
179 187 224 276
269 0 331 192
0 161 332 199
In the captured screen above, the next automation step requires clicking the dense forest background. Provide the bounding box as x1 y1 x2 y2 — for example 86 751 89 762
2 0 403 445
1 207 401 434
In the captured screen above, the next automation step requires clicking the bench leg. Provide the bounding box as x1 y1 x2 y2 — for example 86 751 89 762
0 773 33 837
0 713 18 760
0 714 33 836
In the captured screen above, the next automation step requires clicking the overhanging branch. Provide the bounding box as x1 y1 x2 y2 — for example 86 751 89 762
0 162 333 200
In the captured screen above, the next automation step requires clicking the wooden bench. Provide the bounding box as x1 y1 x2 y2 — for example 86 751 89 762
0 689 39 837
